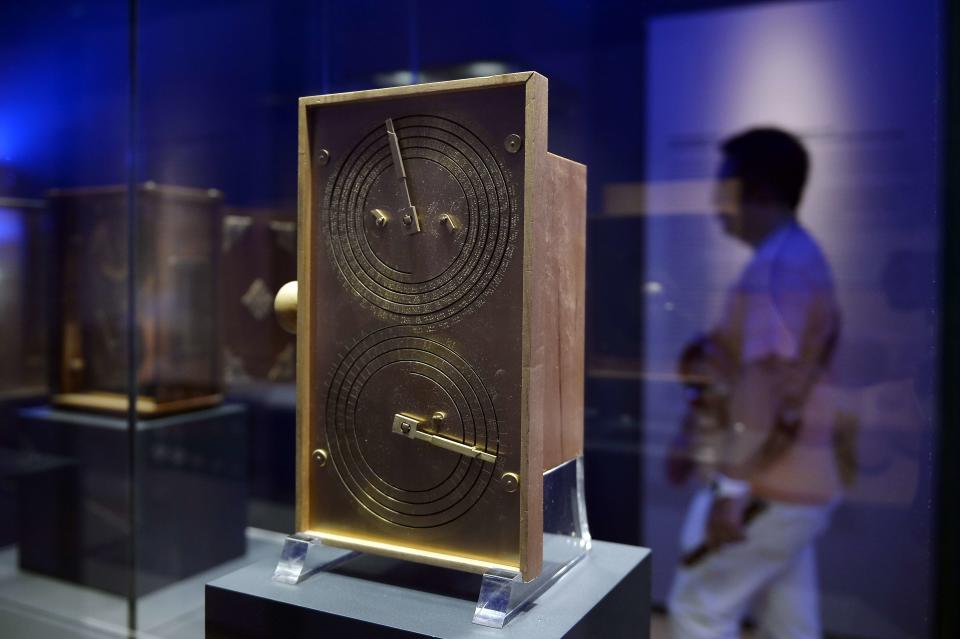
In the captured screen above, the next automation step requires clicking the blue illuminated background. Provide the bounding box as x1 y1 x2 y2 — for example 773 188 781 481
642 2 940 638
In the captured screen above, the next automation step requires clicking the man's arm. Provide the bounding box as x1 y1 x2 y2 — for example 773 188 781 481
720 289 839 480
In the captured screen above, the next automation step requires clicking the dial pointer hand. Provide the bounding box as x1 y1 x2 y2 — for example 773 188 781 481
386 118 421 234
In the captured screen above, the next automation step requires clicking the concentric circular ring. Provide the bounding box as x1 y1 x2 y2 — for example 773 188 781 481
322 115 518 325
324 328 500 528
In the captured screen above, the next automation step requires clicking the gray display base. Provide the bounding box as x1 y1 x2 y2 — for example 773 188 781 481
206 540 651 638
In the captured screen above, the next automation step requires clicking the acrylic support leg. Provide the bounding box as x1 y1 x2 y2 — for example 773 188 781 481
272 532 358 585
473 455 592 628
271 456 591 629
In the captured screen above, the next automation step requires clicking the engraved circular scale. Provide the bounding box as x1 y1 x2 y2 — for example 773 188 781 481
323 114 518 325
324 327 499 528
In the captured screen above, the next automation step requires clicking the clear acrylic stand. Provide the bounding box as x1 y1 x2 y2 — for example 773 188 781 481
472 455 592 627
272 455 591 629
272 532 358 585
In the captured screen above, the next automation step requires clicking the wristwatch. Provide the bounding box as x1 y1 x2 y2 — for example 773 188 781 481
712 473 751 498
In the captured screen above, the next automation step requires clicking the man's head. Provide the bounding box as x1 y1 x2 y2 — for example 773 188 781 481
714 128 809 245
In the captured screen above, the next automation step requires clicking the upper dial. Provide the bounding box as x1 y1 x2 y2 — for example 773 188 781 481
322 114 519 326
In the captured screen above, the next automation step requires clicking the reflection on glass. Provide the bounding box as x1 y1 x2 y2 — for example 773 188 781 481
640 2 941 636
666 128 847 638
0 0 946 637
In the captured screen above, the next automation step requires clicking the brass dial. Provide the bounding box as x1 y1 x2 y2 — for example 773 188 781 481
324 327 500 529
322 114 518 326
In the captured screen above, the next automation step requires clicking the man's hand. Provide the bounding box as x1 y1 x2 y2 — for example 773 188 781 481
706 495 748 548
665 427 695 485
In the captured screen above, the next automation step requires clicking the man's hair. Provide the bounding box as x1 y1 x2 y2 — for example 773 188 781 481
720 128 809 210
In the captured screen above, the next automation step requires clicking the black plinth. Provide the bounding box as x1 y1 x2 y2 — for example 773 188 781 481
17 404 248 596
226 382 296 522
205 540 651 639
0 447 78 552
0 391 50 547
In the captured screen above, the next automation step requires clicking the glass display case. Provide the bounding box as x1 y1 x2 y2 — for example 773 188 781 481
50 183 223 415
0 196 49 398
0 0 954 637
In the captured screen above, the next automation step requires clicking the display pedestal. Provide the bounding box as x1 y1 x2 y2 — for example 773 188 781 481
206 540 650 639
0 447 78 551
0 391 50 547
273 456 593 628
225 382 296 531
16 404 248 596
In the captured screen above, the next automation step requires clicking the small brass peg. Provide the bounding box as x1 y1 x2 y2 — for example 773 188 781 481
438 214 458 233
370 208 389 228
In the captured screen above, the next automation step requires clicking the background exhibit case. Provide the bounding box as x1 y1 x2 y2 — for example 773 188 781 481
0 197 50 399
274 72 589 588
10 183 248 598
220 206 297 387
50 182 223 416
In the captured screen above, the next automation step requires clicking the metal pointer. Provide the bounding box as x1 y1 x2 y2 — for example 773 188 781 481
385 118 421 235
391 413 496 464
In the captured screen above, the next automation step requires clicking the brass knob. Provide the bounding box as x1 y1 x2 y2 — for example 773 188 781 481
274 281 298 334
501 472 520 493
313 448 329 467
